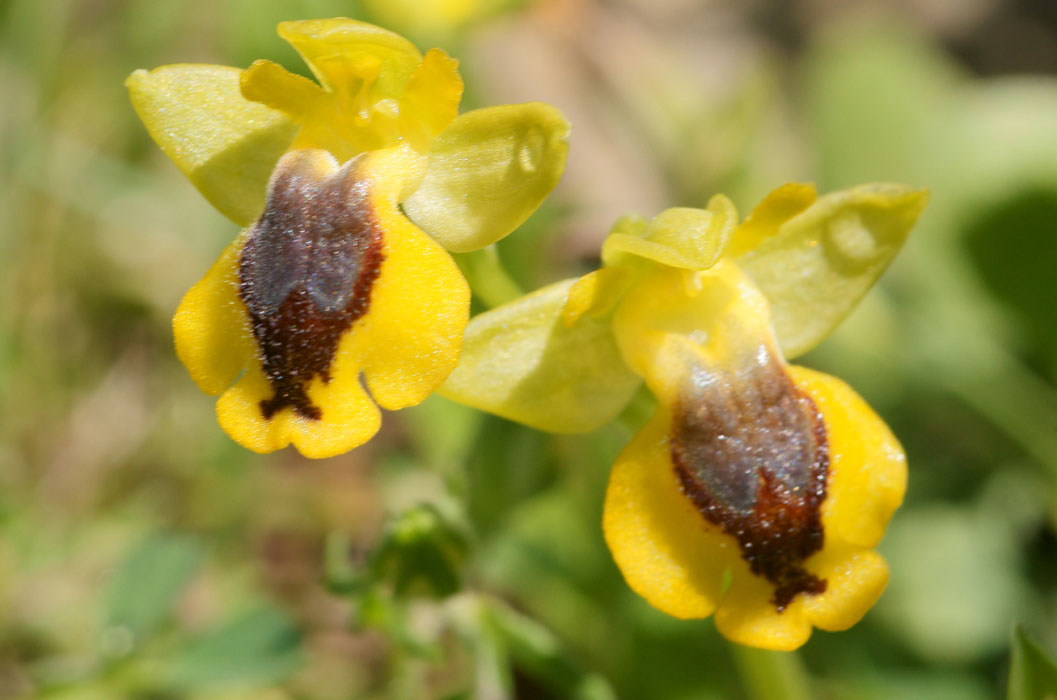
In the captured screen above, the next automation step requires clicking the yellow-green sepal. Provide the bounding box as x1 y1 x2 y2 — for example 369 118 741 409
737 183 929 358
126 64 296 226
402 102 570 253
601 195 739 272
438 278 641 433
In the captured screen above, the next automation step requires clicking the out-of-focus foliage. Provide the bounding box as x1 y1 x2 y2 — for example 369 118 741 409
1009 625 1057 700
3 0 1057 698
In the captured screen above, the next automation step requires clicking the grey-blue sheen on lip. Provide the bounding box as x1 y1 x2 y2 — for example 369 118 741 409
669 345 829 610
238 150 385 420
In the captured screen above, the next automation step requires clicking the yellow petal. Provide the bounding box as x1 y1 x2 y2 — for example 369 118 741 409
177 146 465 458
603 412 735 618
277 18 422 94
240 59 325 119
561 267 632 327
347 146 470 410
439 277 641 433
601 196 739 272
402 103 570 252
605 262 902 649
605 378 896 649
126 64 296 226
737 183 929 358
725 182 817 258
172 233 255 395
790 365 907 549
801 544 889 633
713 512 891 649
714 570 813 651
179 150 387 458
216 361 381 459
274 19 433 162
398 48 463 149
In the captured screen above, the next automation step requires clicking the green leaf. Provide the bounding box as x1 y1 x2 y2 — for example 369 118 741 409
737 183 928 358
166 607 303 690
126 64 296 226
439 278 641 433
1009 625 1057 700
103 533 203 640
402 102 570 252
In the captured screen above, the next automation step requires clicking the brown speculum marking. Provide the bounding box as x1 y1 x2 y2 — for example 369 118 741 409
670 353 829 610
238 153 384 421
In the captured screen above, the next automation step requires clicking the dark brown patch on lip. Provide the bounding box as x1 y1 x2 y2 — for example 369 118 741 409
238 152 385 421
670 353 829 610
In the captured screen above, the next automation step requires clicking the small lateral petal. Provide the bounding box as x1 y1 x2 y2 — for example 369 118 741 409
601 196 738 271
240 59 325 120
172 235 255 396
725 182 817 258
737 183 929 359
561 266 632 327
126 64 296 226
648 197 739 266
277 18 422 95
402 102 570 252
439 277 642 433
399 48 463 148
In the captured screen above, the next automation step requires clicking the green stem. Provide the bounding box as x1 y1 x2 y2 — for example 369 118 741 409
453 247 524 309
728 641 812 700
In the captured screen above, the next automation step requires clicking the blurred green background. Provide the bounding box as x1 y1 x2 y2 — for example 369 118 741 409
3 0 1057 698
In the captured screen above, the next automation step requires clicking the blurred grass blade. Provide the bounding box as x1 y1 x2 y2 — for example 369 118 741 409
103 533 203 641
1008 625 1057 700
490 600 616 700
166 607 303 690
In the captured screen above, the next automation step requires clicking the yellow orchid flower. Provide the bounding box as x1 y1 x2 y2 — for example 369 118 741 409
126 19 569 458
442 183 928 649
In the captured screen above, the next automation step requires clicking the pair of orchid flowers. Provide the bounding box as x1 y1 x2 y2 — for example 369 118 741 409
128 18 927 650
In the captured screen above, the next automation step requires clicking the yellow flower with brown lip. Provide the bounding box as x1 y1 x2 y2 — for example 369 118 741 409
126 18 569 458
442 183 928 649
